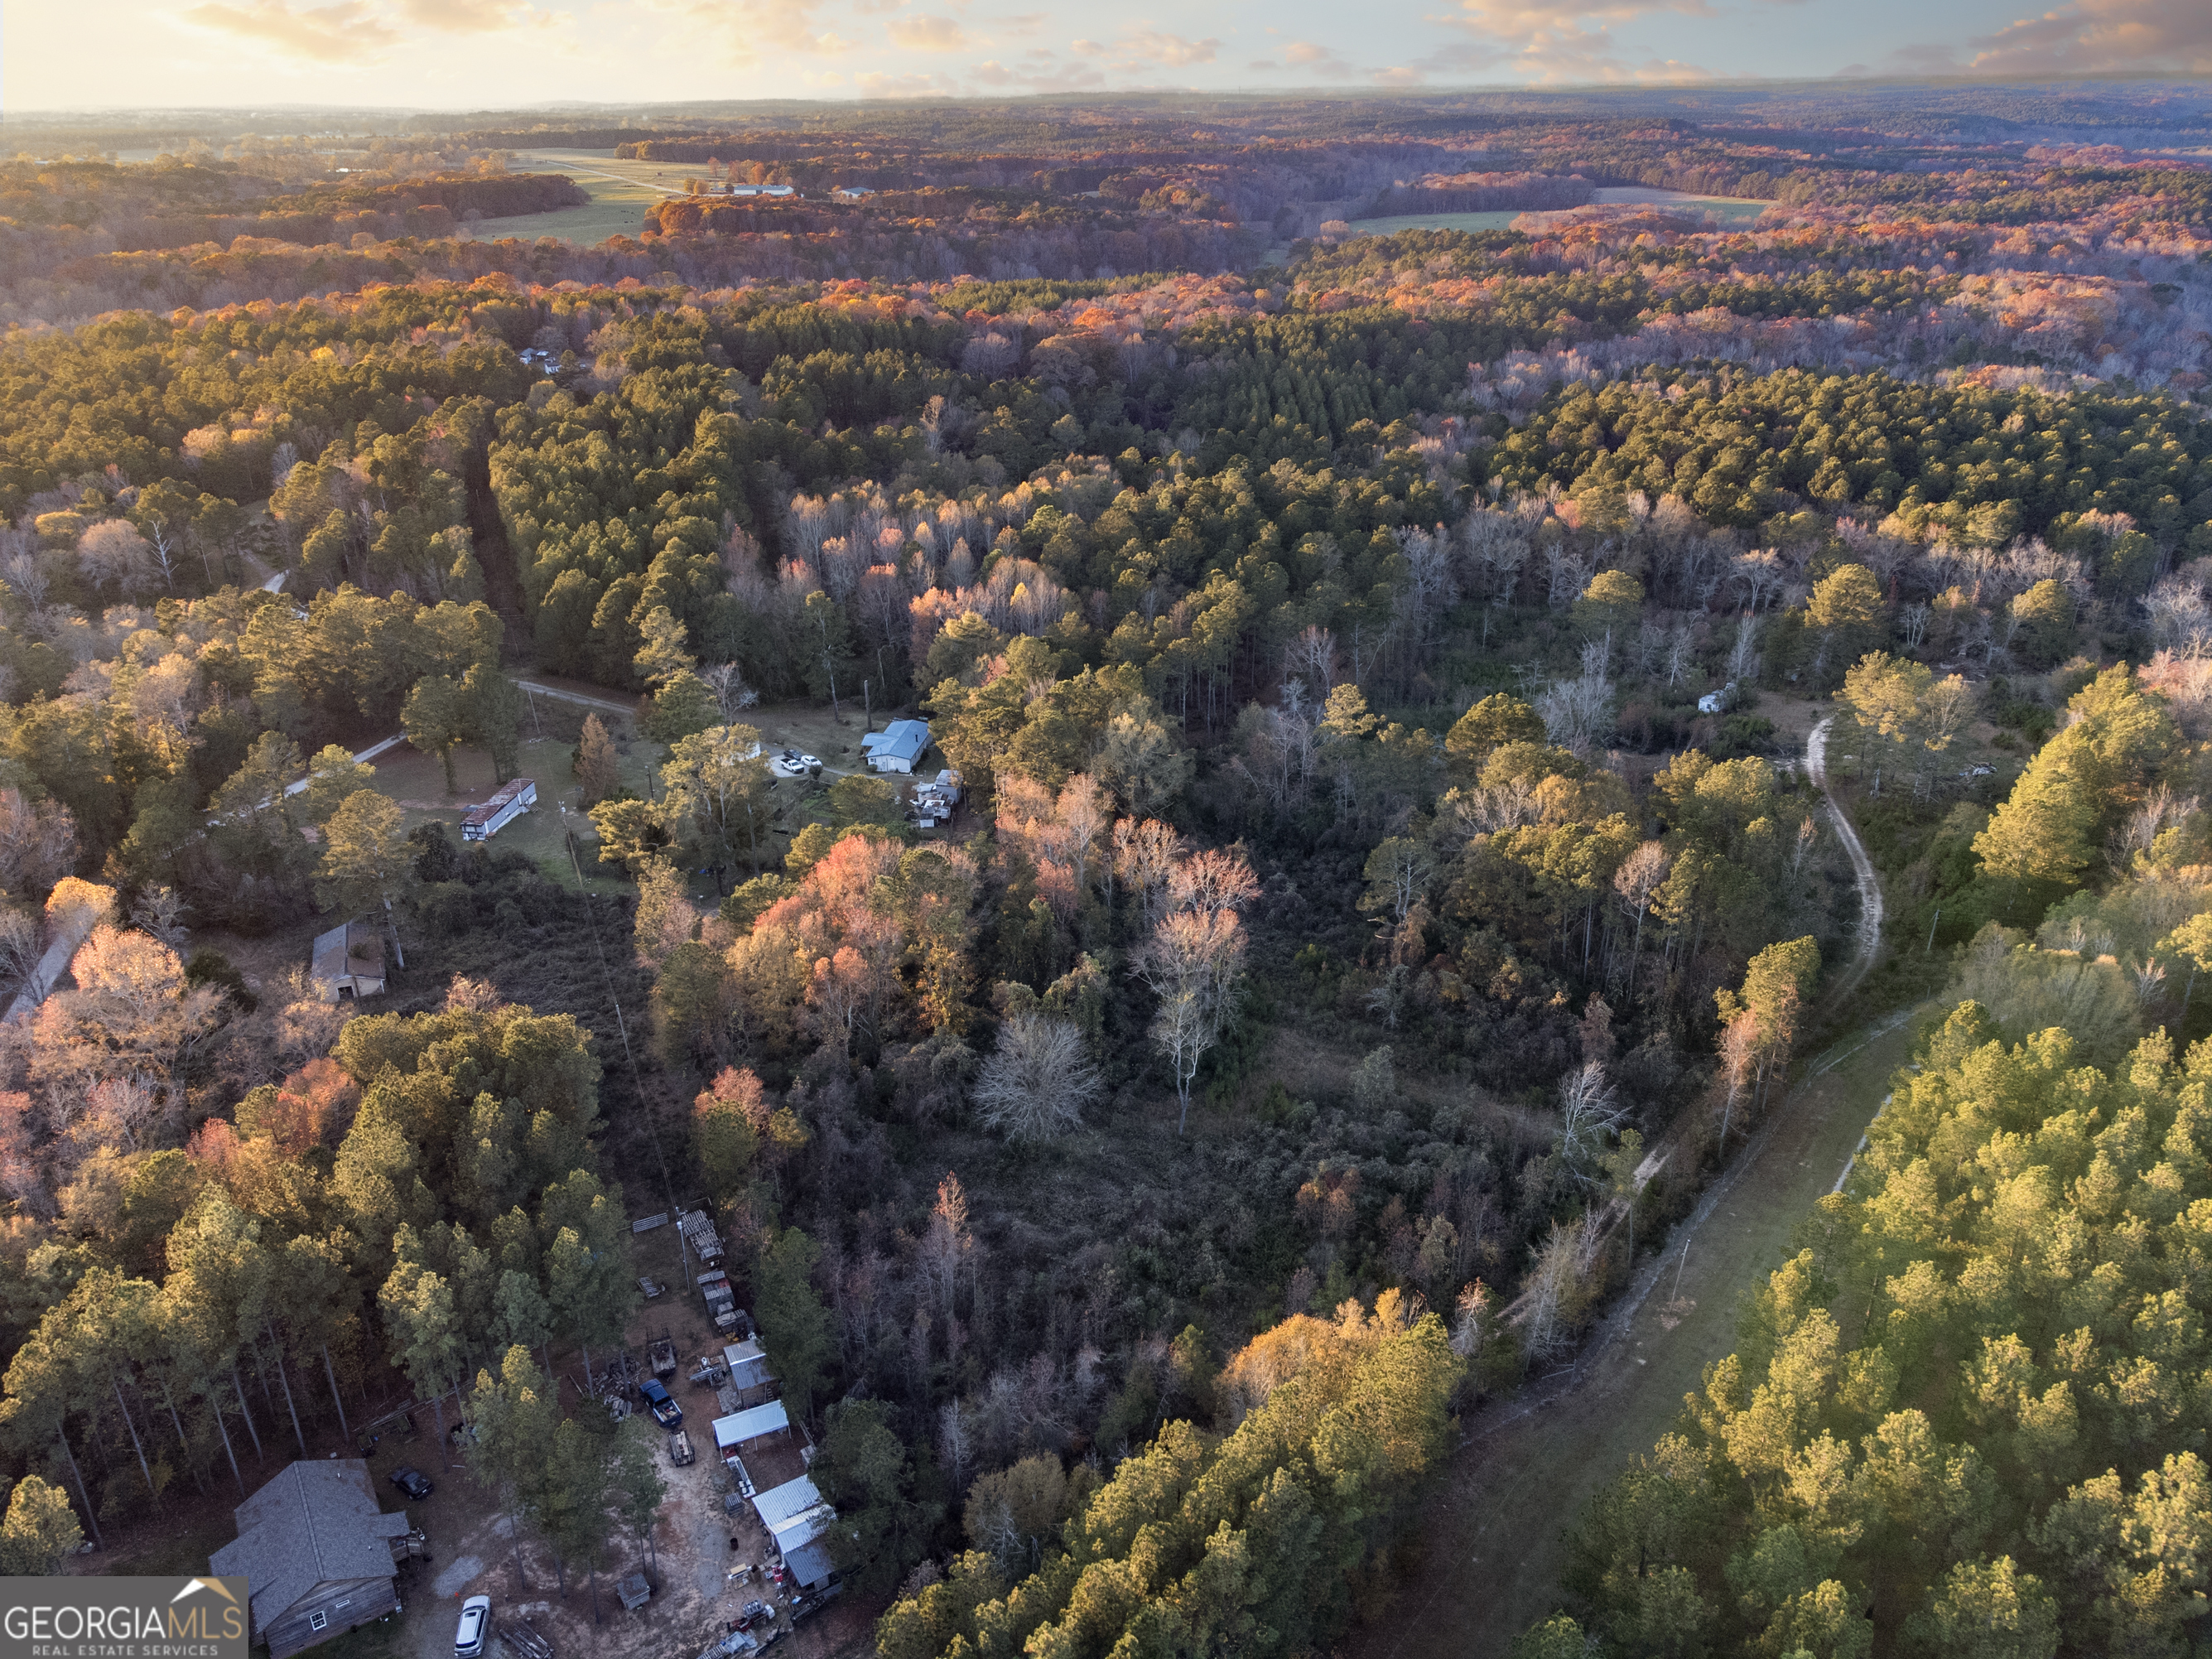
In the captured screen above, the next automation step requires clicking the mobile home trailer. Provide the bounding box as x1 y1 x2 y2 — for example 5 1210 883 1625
462 778 537 842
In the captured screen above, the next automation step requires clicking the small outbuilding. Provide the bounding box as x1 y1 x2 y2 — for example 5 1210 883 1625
860 719 930 774
209 1459 412 1658
721 1338 776 1405
753 1473 835 1560
311 922 386 1002
713 1399 791 1463
782 1537 840 1594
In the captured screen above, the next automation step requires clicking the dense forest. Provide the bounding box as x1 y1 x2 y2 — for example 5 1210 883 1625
0 83 2209 1659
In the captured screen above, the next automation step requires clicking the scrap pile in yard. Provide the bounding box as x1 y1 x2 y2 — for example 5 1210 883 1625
906 768 962 829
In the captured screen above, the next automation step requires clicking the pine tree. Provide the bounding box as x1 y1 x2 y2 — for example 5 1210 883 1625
574 715 620 808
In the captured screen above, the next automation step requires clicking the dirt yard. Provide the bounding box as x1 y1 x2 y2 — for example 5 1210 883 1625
375 1218 872 1659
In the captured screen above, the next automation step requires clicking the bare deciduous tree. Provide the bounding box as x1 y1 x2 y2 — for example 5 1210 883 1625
128 886 189 950
971 1014 1103 1142
1554 1059 1626 1180
1612 842 1671 999
1134 905 1250 1136
76 521 153 599
0 789 78 898
1523 1218 1586 1361
0 909 41 993
1717 1010 1759 1147
1112 817 1181 928
698 662 759 723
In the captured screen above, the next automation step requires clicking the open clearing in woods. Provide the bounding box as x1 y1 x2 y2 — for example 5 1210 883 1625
473 148 798 245
1354 1007 1925 1656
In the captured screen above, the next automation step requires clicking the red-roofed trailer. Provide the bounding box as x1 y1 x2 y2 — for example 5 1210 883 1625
462 778 537 842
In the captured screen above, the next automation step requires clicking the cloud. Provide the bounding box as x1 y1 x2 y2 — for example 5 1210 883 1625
886 13 967 48
1965 0 2212 74
1279 38 1360 76
1434 0 1724 82
181 0 398 60
1116 29 1218 65
395 0 539 32
961 51 1104 91
1246 56 1279 69
853 68 961 93
639 0 857 57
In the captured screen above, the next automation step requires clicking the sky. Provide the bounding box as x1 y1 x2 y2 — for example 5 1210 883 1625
3 0 2212 113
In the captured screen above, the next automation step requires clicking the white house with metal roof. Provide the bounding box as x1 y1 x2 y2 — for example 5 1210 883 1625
860 719 930 774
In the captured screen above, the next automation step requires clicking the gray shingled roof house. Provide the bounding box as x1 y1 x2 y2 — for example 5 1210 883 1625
209 1460 411 1658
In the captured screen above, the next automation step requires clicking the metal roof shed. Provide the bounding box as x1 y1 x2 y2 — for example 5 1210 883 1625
721 1338 773 1395
782 1537 839 1591
713 1400 790 1457
754 1475 827 1530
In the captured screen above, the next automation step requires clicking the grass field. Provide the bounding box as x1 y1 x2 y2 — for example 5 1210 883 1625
1345 186 1768 243
1590 185 1771 223
470 148 684 244
366 731 657 895
1344 210 1528 238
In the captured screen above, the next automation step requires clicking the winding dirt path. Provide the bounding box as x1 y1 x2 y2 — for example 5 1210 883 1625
1350 716 1902 1656
1805 714 1884 1001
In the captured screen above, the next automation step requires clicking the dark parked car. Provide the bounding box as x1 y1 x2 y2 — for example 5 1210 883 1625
639 1378 683 1428
389 1465 434 1501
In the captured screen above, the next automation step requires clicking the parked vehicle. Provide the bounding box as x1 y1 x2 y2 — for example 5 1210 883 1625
639 1378 684 1428
650 1334 678 1378
389 1465 434 1501
454 1594 491 1658
667 1429 696 1465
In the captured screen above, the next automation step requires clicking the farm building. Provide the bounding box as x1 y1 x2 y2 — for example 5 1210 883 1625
712 1399 790 1463
310 922 385 1001
461 777 537 842
753 1473 838 1589
209 1460 412 1659
860 719 930 774
721 1337 776 1405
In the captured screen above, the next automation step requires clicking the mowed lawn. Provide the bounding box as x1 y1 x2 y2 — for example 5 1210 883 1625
366 735 648 894
471 149 695 244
